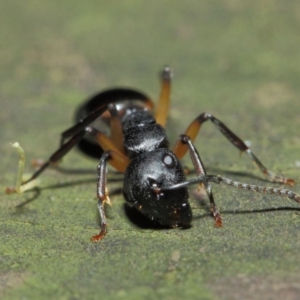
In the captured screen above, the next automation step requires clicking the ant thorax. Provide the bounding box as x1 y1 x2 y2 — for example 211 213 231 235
122 109 169 158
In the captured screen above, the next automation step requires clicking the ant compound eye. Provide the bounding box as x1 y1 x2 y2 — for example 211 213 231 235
162 153 176 168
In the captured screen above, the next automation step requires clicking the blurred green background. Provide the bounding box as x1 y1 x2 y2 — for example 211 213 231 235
1 1 300 299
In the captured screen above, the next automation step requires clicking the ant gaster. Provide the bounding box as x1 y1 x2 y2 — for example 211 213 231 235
7 67 300 242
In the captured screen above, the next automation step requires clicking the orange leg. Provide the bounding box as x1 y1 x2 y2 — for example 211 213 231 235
87 104 130 171
107 104 125 154
87 126 129 173
155 66 172 127
173 113 295 186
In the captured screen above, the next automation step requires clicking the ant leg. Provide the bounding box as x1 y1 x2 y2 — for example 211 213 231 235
89 126 129 172
173 113 295 186
178 134 223 227
107 104 125 154
29 103 110 168
60 106 108 146
155 66 172 127
90 152 110 242
91 150 128 242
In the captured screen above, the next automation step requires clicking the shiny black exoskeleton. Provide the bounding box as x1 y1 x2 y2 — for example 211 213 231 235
121 110 192 227
123 149 192 227
11 67 299 242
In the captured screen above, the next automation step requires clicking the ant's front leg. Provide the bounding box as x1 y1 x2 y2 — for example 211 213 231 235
90 150 129 242
174 113 295 186
90 152 111 242
176 134 223 227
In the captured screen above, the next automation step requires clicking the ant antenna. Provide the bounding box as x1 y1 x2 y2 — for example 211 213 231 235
153 175 300 203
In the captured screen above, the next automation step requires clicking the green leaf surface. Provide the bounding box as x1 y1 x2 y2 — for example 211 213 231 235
1 1 300 299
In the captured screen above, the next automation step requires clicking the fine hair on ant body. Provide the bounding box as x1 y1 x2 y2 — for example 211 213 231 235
6 67 299 242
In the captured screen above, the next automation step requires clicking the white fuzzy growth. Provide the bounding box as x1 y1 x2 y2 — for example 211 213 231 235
10 142 40 193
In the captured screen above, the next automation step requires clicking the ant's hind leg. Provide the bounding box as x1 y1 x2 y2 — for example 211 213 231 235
173 113 295 186
155 66 172 127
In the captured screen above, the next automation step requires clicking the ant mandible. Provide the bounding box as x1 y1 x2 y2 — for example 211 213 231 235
7 67 300 242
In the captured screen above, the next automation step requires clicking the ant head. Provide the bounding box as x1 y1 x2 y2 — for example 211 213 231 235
123 149 192 227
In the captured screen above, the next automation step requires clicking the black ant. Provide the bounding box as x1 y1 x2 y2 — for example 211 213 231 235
6 67 299 242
